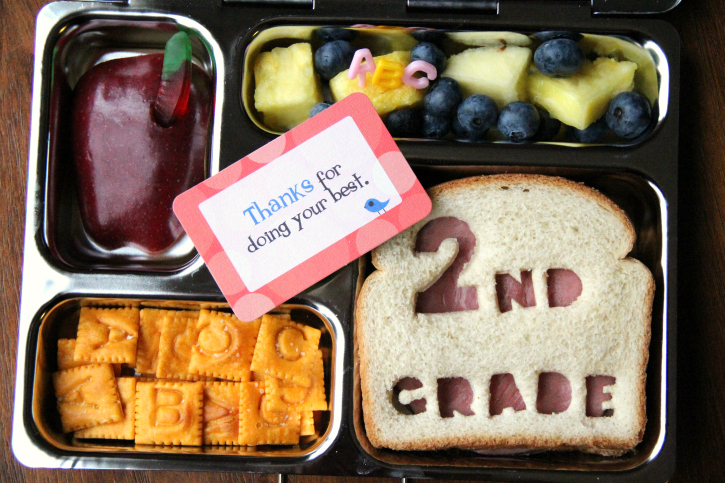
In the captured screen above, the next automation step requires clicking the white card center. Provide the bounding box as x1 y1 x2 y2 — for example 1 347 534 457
199 116 402 292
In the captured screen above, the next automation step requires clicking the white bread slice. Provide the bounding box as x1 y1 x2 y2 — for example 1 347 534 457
355 174 653 455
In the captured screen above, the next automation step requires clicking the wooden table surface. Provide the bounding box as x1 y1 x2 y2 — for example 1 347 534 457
2 0 724 481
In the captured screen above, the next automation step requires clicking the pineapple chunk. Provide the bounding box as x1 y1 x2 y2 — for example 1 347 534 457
579 34 658 105
528 57 637 130
254 43 322 132
329 51 424 117
441 45 532 108
446 31 532 47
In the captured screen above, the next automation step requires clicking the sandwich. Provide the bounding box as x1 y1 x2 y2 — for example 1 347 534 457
355 174 653 455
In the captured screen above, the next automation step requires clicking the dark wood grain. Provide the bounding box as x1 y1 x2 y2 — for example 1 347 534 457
1 0 723 481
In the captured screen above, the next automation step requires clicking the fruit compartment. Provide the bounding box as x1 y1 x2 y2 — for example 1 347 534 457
29 297 342 460
44 16 220 273
242 24 669 145
352 165 668 474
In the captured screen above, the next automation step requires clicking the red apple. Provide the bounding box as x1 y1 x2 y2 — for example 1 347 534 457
71 39 211 254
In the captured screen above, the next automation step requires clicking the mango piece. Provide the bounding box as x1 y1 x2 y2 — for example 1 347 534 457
528 57 637 130
254 43 323 132
442 45 532 108
329 51 424 117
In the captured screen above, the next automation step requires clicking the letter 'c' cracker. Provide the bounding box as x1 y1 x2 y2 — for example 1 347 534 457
135 381 204 446
250 314 321 387
239 381 301 445
52 364 123 433
264 350 327 412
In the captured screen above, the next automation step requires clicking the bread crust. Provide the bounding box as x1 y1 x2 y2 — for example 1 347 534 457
356 174 653 456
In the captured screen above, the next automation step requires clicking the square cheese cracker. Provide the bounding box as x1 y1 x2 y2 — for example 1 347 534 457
250 314 321 387
264 350 327 412
74 307 139 365
135 381 204 446
52 364 123 433
137 309 198 375
188 310 261 381
239 381 301 446
203 382 241 445
157 312 209 381
75 377 136 440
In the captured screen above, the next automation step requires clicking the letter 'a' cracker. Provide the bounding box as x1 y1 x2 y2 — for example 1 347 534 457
52 364 123 433
239 381 301 445
189 310 261 381
135 381 204 446
250 314 321 387
264 350 327 412
203 382 241 445
75 377 136 440
74 307 139 365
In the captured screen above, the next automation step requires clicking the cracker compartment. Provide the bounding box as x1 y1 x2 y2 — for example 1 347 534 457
30 298 341 461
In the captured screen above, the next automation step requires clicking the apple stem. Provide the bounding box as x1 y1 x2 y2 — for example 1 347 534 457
154 31 193 128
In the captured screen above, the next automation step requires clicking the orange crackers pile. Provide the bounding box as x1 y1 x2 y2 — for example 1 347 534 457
52 307 327 447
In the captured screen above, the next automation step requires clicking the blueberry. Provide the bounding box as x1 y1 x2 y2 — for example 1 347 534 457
497 102 540 142
315 27 356 42
606 91 652 139
385 107 423 138
567 117 609 143
533 31 583 42
411 42 446 76
411 29 447 47
314 40 354 80
455 95 498 141
534 39 585 77
452 114 466 138
310 102 333 118
424 77 463 118
533 107 561 141
422 111 452 139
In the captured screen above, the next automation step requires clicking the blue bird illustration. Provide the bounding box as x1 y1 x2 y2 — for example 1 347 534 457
364 198 390 214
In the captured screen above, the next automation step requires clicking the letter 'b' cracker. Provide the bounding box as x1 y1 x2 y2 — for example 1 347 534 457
250 314 321 387
135 381 204 446
52 364 123 433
